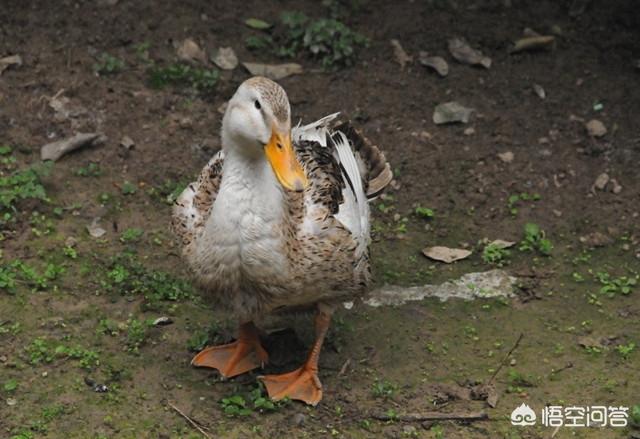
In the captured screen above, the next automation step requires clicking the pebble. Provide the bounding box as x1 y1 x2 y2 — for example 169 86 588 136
585 119 607 137
464 127 475 136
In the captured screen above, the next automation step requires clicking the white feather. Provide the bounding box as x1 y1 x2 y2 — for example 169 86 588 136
333 132 370 257
292 112 340 146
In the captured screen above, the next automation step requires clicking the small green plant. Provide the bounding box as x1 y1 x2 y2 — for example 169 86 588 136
97 318 120 336
371 379 397 399
615 342 635 360
221 394 252 417
4 378 18 392
62 245 78 259
94 53 125 75
507 192 540 216
519 222 552 256
54 345 100 370
147 179 189 205
595 271 637 296
121 181 137 195
26 337 53 365
126 317 151 354
482 243 510 266
414 206 435 219
120 228 144 243
148 63 219 93
246 12 368 69
187 322 223 352
75 162 101 177
101 253 193 308
631 404 640 428
1 161 51 227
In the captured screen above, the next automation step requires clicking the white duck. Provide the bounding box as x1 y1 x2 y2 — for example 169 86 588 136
172 76 391 405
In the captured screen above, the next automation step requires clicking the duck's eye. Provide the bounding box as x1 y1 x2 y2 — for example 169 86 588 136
254 100 261 110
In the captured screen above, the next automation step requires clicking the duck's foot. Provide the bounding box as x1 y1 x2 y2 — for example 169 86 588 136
260 305 333 406
191 322 268 378
260 366 322 406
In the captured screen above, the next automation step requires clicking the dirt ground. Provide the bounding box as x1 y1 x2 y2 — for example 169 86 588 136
1 0 639 438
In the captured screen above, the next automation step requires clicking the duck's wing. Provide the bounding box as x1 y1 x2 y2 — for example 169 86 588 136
171 150 225 248
293 115 392 256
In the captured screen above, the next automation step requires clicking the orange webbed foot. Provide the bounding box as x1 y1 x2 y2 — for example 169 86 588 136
259 367 323 406
191 322 268 378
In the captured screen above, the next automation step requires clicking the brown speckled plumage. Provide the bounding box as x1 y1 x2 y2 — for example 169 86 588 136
172 107 390 321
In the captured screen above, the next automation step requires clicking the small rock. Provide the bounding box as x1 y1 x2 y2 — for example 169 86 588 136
509 358 517 366
610 178 622 194
291 413 306 426
553 210 562 217
179 117 193 129
120 135 135 150
176 38 207 64
585 119 606 137
418 52 448 77
433 102 473 125
498 151 514 163
6 398 17 406
65 236 78 247
217 102 228 115
464 127 475 136
211 47 238 70
390 39 412 69
153 317 173 326
593 173 609 191
532 84 546 99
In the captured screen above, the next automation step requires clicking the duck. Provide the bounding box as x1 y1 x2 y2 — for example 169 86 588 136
172 76 392 406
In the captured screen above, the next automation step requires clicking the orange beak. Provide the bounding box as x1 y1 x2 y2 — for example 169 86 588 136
264 129 308 192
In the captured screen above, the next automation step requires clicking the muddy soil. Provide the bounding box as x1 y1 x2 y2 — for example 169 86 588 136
1 1 639 438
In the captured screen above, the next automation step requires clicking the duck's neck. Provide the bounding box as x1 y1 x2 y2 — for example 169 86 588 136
208 147 285 232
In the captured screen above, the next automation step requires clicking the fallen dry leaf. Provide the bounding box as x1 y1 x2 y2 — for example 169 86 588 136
41 133 104 162
211 47 238 70
390 39 412 69
510 35 555 54
176 38 207 64
418 52 448 77
448 37 491 69
0 54 23 75
433 102 473 124
488 239 516 249
87 218 107 238
422 246 472 263
242 62 303 80
498 151 514 163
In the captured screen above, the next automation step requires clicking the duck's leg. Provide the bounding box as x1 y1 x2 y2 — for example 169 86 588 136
191 321 268 378
260 304 333 406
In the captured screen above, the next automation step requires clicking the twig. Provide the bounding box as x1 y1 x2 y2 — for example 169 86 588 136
167 400 212 439
338 358 351 377
488 332 523 384
371 411 488 422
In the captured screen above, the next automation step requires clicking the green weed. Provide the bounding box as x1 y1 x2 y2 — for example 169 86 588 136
148 63 219 93
414 206 435 219
371 379 397 399
120 228 144 243
615 342 635 360
1 160 51 227
246 11 368 69
519 223 552 256
594 271 637 296
507 192 540 216
75 162 102 177
482 243 510 266
102 253 193 309
94 53 125 75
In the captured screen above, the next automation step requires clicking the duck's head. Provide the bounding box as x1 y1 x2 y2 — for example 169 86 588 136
221 76 308 192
